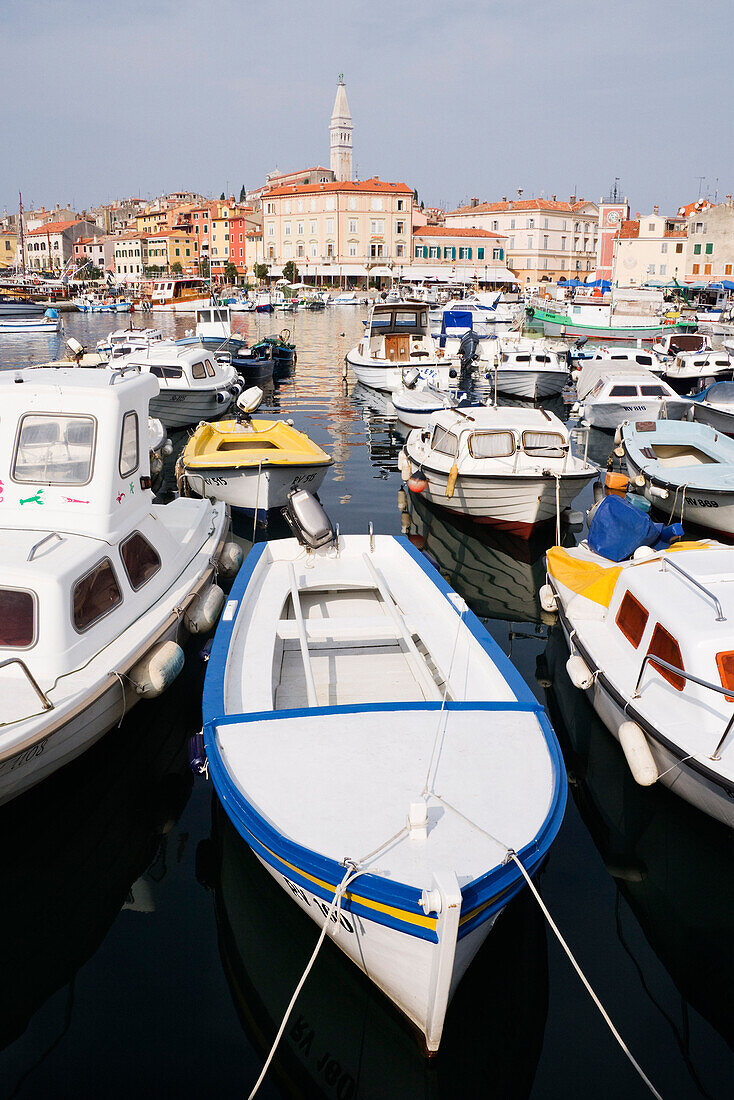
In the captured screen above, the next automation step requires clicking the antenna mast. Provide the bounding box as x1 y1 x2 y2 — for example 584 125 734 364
18 191 26 279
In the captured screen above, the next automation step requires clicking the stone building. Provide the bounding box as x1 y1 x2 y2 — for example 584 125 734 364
330 75 353 183
682 199 734 284
611 209 687 287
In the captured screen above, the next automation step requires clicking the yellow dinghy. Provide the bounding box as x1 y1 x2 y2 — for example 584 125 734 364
179 394 332 521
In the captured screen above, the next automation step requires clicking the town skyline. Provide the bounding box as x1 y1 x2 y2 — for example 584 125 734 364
4 0 733 219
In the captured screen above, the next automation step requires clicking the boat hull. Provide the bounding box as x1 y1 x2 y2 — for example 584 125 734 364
151 297 213 313
624 453 734 537
149 388 232 428
402 450 593 536
537 308 674 342
0 318 60 334
183 461 329 519
347 354 454 393
493 369 568 399
581 398 690 431
689 402 734 436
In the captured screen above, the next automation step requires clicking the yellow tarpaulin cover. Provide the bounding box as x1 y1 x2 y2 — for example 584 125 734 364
547 547 622 608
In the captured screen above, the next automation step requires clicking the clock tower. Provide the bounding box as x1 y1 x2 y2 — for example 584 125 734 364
596 195 630 281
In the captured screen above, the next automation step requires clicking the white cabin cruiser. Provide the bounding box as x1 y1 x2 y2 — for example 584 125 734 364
346 301 455 392
652 331 712 360
545 508 734 827
573 362 690 430
663 350 734 394
392 368 474 429
401 405 596 536
480 337 570 399
0 365 237 806
436 293 519 335
114 343 240 428
97 327 164 359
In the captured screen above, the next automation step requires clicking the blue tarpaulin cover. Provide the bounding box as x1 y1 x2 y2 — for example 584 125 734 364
588 494 683 562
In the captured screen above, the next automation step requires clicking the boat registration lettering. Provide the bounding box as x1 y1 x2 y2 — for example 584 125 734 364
205 476 228 486
291 472 316 488
620 406 649 412
283 876 355 933
685 497 719 507
290 1014 357 1099
0 738 48 776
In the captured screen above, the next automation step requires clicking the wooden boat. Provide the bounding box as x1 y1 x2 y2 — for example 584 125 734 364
0 365 238 806
201 493 566 1051
621 419 734 536
544 519 734 827
149 277 211 313
178 392 332 520
400 405 596 536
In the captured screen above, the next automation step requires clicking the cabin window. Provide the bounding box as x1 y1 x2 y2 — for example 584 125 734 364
395 311 418 327
0 588 35 648
149 365 183 379
609 386 639 397
615 591 648 649
121 532 161 591
119 411 139 477
192 361 207 380
640 385 665 397
370 313 391 329
13 413 96 486
73 558 122 633
468 431 515 459
647 624 685 691
205 360 215 377
431 425 459 457
521 431 566 458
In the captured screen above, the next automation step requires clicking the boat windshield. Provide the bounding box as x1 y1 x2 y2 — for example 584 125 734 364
13 413 96 485
708 382 734 403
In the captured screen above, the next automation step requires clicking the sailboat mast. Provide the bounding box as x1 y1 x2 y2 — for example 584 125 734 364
18 191 26 279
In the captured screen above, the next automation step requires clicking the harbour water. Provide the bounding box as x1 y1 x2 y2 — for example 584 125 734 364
0 310 731 1098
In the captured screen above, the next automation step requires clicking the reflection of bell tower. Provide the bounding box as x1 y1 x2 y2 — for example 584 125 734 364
330 74 353 182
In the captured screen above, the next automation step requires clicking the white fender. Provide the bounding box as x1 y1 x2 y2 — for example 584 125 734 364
397 449 411 480
129 640 184 698
218 540 244 578
619 721 658 786
634 473 646 487
566 654 594 690
649 485 669 499
539 583 558 613
185 584 225 634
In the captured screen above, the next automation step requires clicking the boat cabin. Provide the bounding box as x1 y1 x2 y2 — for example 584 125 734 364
151 277 208 306
117 344 233 390
367 301 432 364
195 306 231 340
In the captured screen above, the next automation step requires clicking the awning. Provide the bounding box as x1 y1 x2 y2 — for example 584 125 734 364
369 266 394 278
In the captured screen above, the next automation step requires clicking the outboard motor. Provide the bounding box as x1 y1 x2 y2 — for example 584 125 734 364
402 367 421 389
235 386 263 423
283 489 335 549
458 330 480 368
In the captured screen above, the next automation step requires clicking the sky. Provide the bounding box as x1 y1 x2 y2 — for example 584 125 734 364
4 0 733 218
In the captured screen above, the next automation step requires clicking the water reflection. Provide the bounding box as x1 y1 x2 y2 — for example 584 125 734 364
543 626 734 1094
205 800 549 1100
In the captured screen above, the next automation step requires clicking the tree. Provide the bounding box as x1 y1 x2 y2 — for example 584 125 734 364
144 265 162 276
224 261 238 283
200 258 210 278
171 261 183 274
281 260 299 284
86 265 101 281
253 262 268 282
239 185 246 203
220 192 225 200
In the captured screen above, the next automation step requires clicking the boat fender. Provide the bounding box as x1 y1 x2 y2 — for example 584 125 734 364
632 545 656 561
445 464 458 498
185 584 225 634
649 485 669 499
397 488 407 511
397 450 411 480
218 540 244 578
408 470 427 493
539 584 558 613
566 654 594 691
619 721 658 786
216 389 230 404
634 474 646 488
188 732 208 776
129 640 185 698
613 425 623 447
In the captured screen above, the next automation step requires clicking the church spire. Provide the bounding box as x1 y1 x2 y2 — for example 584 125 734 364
330 74 353 182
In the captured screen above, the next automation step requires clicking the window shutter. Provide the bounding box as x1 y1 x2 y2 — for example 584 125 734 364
423 246 428 259
452 247 456 260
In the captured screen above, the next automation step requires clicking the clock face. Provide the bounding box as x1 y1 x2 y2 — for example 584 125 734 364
607 210 621 224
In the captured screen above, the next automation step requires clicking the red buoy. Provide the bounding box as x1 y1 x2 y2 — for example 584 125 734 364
408 472 428 494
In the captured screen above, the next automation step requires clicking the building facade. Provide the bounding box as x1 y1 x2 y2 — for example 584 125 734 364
445 197 599 284
73 234 116 276
262 178 412 283
612 210 687 287
595 198 630 280
145 229 198 274
113 233 149 283
409 227 512 283
24 219 99 271
683 199 734 284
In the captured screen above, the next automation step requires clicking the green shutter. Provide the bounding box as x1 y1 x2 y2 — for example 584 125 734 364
467 248 472 259
423 246 428 259
498 248 503 260
477 247 484 260
694 243 701 255
706 242 713 254
452 247 456 260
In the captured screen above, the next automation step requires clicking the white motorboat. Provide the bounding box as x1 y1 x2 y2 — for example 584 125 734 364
0 364 239 806
0 315 61 335
582 346 665 376
663 350 734 394
652 331 712 359
114 343 240 428
200 492 566 1052
573 362 690 430
97 327 164 359
346 301 455 392
331 291 366 306
437 293 519 336
481 338 570 399
392 367 473 429
400 405 596 536
149 277 211 313
544 512 734 827
75 295 132 314
688 380 734 436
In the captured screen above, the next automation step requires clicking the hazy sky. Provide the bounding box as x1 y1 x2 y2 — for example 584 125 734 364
4 0 732 218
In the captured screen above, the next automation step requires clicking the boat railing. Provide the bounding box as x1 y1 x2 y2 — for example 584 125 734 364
108 363 142 385
660 556 725 621
0 658 54 713
632 652 734 760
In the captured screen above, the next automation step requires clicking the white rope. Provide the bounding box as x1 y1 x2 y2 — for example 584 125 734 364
247 862 365 1100
505 851 664 1100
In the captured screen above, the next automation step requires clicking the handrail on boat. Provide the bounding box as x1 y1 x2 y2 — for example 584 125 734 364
660 556 725 621
0 658 53 712
108 363 141 385
632 652 734 760
27 531 63 562
288 564 319 708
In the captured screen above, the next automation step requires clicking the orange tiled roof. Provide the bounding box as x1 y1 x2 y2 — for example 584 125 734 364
26 220 81 235
413 226 506 239
266 177 413 197
677 199 713 218
618 220 640 239
448 198 595 216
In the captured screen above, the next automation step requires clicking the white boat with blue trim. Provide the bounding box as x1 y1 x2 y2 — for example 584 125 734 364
201 492 566 1052
346 300 455 392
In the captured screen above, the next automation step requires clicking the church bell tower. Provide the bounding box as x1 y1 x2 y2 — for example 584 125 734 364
330 74 353 182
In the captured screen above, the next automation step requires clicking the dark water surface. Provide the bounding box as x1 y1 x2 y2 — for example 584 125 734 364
0 310 731 1099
